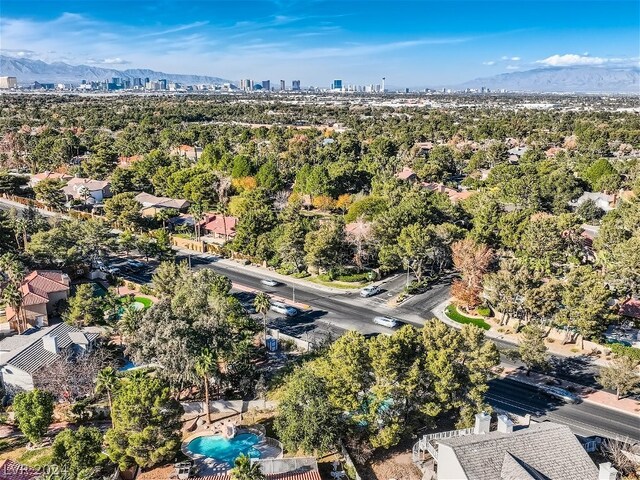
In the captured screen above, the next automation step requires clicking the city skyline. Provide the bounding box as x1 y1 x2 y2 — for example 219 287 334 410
0 0 638 86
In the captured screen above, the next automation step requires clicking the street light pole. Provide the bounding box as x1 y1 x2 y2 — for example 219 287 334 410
292 283 296 303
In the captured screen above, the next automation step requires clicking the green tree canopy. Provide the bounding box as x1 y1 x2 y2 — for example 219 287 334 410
105 375 182 470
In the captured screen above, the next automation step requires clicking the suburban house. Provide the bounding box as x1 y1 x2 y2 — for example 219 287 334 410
570 192 618 212
201 214 238 242
0 322 101 392
507 146 528 163
422 182 474 203
396 166 418 181
62 177 111 204
171 144 202 161
413 414 607 480
28 171 72 187
118 154 144 167
4 271 70 332
135 192 191 217
619 298 640 320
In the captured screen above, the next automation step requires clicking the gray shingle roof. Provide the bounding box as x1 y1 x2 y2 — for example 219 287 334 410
438 422 598 480
1 323 100 374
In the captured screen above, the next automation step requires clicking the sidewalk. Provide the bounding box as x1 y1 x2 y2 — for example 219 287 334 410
0 197 65 218
501 366 640 416
433 299 640 416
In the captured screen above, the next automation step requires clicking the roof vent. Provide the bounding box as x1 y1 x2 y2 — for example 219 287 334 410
598 462 618 480
42 335 58 354
497 414 514 433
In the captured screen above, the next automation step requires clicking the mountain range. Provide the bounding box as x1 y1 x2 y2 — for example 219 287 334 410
0 56 230 86
1 55 639 93
455 66 640 94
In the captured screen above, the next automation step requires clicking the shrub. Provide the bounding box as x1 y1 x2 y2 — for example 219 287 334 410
546 338 555 343
608 343 640 361
477 306 491 317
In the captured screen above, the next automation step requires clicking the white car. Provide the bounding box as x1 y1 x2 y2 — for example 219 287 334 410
260 278 279 287
360 285 380 298
373 316 400 328
270 301 298 317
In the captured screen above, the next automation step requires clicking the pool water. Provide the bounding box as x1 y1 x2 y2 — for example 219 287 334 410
187 433 261 466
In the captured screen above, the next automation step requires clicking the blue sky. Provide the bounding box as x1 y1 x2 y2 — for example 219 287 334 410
1 0 638 86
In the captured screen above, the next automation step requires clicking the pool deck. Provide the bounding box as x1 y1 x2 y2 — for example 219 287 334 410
182 424 283 475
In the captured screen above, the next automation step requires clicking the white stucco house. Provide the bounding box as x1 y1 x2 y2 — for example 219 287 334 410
0 323 101 393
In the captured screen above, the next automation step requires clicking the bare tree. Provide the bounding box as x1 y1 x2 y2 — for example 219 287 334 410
345 217 375 271
34 348 114 403
602 437 640 478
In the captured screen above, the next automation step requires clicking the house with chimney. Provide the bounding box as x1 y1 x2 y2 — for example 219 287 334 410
569 192 619 213
62 177 111 204
413 413 609 480
0 323 101 392
4 271 70 333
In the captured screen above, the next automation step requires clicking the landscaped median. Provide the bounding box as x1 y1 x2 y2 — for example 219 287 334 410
444 304 491 330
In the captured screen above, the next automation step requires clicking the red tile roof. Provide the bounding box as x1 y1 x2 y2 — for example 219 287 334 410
0 460 41 480
620 298 640 319
203 215 238 236
20 271 69 306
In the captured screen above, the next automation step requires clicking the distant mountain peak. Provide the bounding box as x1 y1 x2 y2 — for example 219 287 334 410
456 66 640 93
0 55 231 86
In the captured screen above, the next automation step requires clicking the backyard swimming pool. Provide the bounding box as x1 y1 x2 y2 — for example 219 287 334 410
186 433 261 466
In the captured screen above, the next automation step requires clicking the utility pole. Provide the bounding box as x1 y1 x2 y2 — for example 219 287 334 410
292 283 296 303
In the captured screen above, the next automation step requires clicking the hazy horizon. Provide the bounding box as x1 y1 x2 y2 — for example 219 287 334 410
1 0 638 86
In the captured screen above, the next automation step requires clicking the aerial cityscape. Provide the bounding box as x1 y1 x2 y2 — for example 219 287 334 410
0 1 638 480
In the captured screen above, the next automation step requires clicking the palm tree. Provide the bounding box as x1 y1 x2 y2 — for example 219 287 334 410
230 453 265 480
194 348 215 424
189 202 205 240
155 208 176 230
117 304 142 344
253 293 271 348
216 176 232 240
0 255 26 333
78 185 92 205
95 366 119 421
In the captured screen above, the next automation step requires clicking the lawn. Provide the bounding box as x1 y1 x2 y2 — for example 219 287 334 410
133 296 153 309
445 304 491 330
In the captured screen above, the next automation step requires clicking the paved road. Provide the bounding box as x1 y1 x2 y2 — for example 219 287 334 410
487 378 640 442
176 252 451 338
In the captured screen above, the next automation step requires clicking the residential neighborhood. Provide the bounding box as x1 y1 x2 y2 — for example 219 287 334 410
0 30 639 480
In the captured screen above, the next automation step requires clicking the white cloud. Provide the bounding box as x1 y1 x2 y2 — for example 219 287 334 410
506 65 520 70
86 57 129 65
536 53 608 66
511 56 520 61
482 61 495 66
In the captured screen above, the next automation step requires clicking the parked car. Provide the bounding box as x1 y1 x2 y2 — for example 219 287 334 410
360 285 381 298
270 301 298 317
373 316 400 328
125 259 145 271
542 386 581 404
101 265 120 275
261 278 279 287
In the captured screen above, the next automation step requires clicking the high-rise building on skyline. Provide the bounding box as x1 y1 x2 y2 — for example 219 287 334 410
262 80 270 91
331 79 343 90
159 79 167 90
0 77 18 89
280 80 285 91
292 80 301 91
